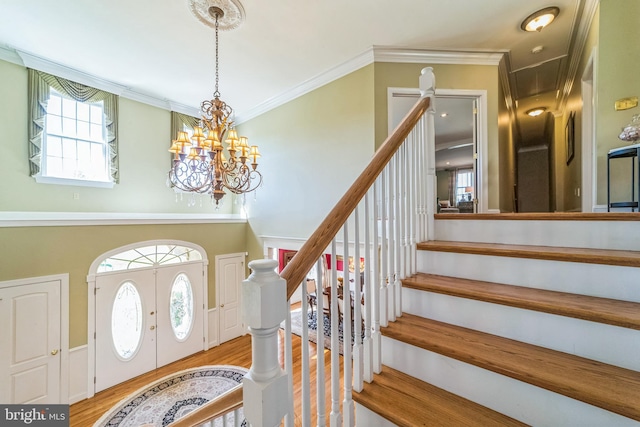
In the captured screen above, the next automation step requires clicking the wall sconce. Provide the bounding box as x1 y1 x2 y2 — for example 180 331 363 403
521 7 559 32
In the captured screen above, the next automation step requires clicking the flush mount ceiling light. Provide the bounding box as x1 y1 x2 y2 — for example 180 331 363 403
521 7 559 32
526 107 547 117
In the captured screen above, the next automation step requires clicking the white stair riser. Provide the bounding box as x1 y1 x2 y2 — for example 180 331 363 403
401 287 640 371
417 251 640 302
381 337 638 427
434 219 640 251
355 405 398 427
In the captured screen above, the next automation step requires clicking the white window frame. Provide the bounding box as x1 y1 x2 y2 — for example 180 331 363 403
36 90 114 188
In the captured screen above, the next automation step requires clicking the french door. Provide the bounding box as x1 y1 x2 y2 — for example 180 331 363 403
95 262 204 392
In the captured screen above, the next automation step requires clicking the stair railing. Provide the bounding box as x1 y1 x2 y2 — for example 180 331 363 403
242 67 436 427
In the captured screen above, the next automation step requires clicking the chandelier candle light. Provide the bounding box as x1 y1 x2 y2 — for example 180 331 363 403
168 0 261 206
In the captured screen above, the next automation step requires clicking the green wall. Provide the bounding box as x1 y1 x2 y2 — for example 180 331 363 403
0 223 247 347
372 62 500 210
0 59 237 214
238 64 375 241
596 0 640 205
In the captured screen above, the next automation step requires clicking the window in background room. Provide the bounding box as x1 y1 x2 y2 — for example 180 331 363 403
456 169 474 202
43 90 109 182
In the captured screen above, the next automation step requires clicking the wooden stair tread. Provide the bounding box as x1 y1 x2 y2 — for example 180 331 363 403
382 314 640 421
353 366 528 427
403 273 640 330
417 240 640 268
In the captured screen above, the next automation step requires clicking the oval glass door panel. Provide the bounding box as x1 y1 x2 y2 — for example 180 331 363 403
111 281 143 360
169 273 194 341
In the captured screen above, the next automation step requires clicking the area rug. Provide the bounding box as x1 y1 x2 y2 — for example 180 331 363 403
93 365 248 427
288 308 364 355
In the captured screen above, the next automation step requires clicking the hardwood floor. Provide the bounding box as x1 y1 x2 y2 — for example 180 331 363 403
70 310 344 426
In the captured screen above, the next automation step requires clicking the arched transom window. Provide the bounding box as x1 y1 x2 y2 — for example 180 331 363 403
97 244 203 272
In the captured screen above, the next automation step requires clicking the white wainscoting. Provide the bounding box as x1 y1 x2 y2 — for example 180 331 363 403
208 308 219 348
69 345 88 404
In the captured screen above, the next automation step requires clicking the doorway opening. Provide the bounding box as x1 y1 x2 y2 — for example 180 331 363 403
388 88 488 213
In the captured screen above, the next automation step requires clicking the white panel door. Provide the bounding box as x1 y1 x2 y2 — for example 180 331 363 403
218 255 245 344
95 269 156 392
156 262 205 367
0 281 60 404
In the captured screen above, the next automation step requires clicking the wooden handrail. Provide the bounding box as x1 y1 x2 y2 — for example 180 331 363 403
168 384 243 427
281 96 431 299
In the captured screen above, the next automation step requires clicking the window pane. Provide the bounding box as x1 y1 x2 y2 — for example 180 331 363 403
77 120 90 140
62 117 76 136
91 105 103 125
46 157 63 177
47 136 62 157
112 282 143 360
170 274 194 341
77 103 90 122
47 115 62 135
47 95 62 116
62 138 76 159
62 97 76 119
90 123 103 141
77 140 91 165
62 158 78 178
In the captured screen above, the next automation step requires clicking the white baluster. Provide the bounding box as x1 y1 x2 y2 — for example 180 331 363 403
342 225 354 427
394 151 403 319
329 240 342 427
409 119 418 275
352 205 363 393
372 180 382 374
301 278 311 427
242 259 289 427
284 301 294 427
388 157 396 323
234 408 241 427
315 258 327 427
363 192 373 383
380 169 388 328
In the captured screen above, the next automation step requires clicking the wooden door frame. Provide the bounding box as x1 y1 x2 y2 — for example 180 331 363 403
387 87 489 213
215 252 247 344
86 239 208 398
0 274 69 403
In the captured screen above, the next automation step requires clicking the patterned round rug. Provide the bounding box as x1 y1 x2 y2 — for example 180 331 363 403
93 365 248 427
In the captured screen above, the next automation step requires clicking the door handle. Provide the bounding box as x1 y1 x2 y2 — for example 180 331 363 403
150 325 156 330
51 349 58 355
220 304 224 308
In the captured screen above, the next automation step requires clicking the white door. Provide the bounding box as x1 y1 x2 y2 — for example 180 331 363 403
156 262 205 367
218 254 245 343
0 281 60 403
95 269 156 392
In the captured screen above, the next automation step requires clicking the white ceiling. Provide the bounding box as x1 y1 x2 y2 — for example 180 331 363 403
0 0 591 143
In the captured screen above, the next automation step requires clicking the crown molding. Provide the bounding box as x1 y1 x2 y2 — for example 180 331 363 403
372 46 505 65
0 45 202 115
0 211 246 227
235 47 376 123
236 46 505 124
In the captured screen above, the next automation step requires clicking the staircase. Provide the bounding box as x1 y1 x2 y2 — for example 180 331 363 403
354 214 640 427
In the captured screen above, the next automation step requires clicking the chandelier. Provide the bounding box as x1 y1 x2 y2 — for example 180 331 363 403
168 0 261 206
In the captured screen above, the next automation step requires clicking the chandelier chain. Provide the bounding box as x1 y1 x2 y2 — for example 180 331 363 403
214 11 220 97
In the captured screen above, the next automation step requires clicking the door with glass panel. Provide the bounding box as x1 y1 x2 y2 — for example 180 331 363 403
156 262 204 367
95 262 204 392
95 269 157 392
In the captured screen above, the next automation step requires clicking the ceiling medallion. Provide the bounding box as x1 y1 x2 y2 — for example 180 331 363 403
188 0 245 30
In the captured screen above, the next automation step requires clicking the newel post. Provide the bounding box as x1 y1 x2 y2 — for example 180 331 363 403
242 259 289 427
420 66 437 241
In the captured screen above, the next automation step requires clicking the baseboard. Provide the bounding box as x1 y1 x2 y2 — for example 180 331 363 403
69 345 88 404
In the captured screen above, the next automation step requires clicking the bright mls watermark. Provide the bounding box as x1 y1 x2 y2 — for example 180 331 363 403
1 405 68 426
